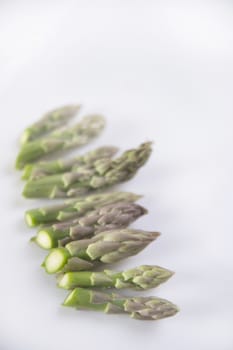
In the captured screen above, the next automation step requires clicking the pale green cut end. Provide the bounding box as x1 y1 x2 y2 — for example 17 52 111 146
21 164 34 180
20 129 31 145
25 213 36 227
36 230 53 250
58 274 70 289
63 289 77 306
44 248 70 274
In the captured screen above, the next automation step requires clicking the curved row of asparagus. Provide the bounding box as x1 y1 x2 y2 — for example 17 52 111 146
22 142 152 198
17 104 178 321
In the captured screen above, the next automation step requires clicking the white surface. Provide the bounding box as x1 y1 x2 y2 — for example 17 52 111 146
0 1 233 349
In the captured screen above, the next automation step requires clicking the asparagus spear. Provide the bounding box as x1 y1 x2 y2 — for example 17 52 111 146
58 265 174 290
43 229 160 274
34 202 147 249
20 104 81 145
22 146 118 180
23 142 152 198
16 114 105 169
63 288 178 320
25 192 141 227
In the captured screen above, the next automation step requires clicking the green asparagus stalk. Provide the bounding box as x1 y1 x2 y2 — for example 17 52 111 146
63 288 179 320
25 192 141 227
43 229 160 274
58 265 174 290
34 202 147 249
23 142 152 198
20 104 81 145
16 114 105 169
22 146 118 180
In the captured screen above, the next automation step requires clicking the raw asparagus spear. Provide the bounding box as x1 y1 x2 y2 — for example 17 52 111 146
22 146 118 180
25 192 141 227
63 288 178 321
23 142 152 198
16 114 105 169
58 265 174 290
20 104 81 145
43 229 160 274
34 202 147 249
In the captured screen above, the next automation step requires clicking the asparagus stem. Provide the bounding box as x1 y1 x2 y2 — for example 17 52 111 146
23 142 152 198
34 202 147 249
22 146 118 180
43 229 160 274
25 192 141 227
58 265 174 290
63 288 179 320
16 114 105 169
20 104 81 144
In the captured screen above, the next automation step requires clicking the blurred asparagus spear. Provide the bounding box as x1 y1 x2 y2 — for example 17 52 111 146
22 146 118 180
34 202 147 249
16 114 105 169
25 192 141 227
20 104 81 145
23 142 152 198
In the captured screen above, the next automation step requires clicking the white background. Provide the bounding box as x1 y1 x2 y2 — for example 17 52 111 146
0 1 233 349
